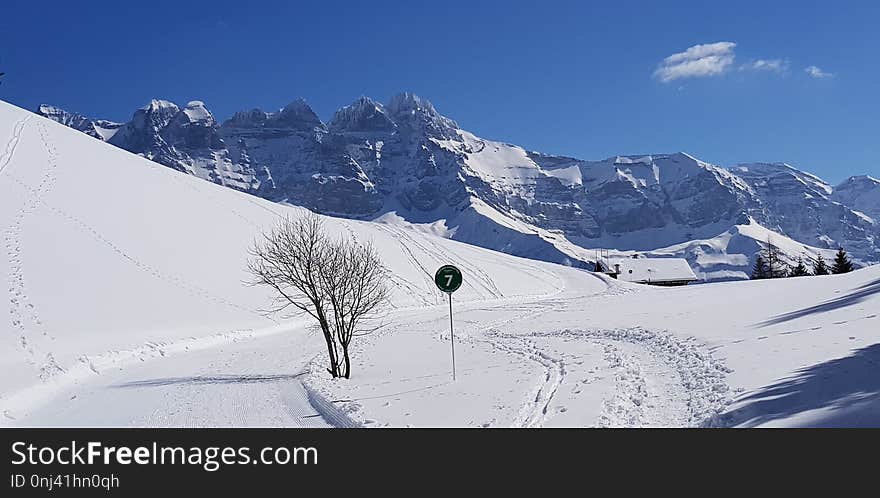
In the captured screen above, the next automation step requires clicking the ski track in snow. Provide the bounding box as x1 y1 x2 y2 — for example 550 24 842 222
373 223 504 300
313 269 732 428
467 276 646 428
311 270 644 427
4 120 63 381
394 226 504 299
489 330 565 427
373 224 442 305
529 328 733 427
0 116 30 175
346 222 436 307
477 302 567 428
474 323 731 428
303 273 584 426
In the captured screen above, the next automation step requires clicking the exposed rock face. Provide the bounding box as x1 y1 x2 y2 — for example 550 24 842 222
36 104 122 140
832 175 880 223
106 99 261 190
732 163 879 260
38 95 880 277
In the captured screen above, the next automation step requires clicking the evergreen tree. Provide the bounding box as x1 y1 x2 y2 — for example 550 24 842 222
751 255 768 279
831 248 854 274
813 254 829 275
790 257 810 277
759 237 788 278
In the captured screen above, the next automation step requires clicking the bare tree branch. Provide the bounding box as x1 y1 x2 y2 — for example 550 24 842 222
247 212 389 378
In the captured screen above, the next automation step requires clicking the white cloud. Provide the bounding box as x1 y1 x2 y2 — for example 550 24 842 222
655 43 830 84
653 42 737 83
805 65 833 78
750 59 788 72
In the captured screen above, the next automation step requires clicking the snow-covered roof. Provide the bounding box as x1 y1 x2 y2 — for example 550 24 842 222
610 258 697 283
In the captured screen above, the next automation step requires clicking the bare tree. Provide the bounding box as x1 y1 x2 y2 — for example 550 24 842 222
247 212 388 378
319 237 389 378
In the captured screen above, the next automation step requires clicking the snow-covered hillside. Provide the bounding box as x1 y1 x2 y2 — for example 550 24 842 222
38 95 880 281
0 100 587 422
4 99 880 428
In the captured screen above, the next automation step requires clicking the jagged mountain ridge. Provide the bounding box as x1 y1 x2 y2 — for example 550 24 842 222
36 104 122 141
731 163 878 262
36 94 880 279
103 100 263 191
832 175 880 223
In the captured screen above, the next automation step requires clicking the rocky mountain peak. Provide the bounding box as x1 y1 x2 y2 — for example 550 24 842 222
222 99 325 132
329 96 396 133
386 92 433 116
387 92 458 137
129 99 180 133
164 100 224 151
140 99 179 114
274 99 324 130
224 108 269 128
839 175 880 187
179 100 215 125
36 104 92 130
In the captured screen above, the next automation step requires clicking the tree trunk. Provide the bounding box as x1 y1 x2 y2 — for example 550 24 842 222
342 347 351 379
318 317 339 378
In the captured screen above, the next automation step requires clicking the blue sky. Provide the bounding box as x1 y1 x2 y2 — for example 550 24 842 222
2 0 878 183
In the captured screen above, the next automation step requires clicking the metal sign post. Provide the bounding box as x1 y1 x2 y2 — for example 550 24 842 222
434 265 463 381
448 293 455 381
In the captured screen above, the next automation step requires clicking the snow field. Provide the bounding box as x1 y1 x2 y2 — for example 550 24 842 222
3 99 880 427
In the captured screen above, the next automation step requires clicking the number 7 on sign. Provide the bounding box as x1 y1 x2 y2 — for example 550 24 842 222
434 265 462 294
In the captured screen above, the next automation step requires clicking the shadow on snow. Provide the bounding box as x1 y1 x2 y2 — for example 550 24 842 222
756 277 880 327
718 343 880 427
111 372 307 389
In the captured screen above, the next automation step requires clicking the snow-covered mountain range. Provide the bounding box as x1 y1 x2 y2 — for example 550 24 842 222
8 98 880 428
37 94 880 280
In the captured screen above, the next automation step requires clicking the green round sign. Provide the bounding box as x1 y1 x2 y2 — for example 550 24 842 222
435 265 463 293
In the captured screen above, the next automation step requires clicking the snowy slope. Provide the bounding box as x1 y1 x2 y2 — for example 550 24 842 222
303 251 880 428
0 99 587 421
636 220 840 281
582 265 880 427
4 98 880 428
